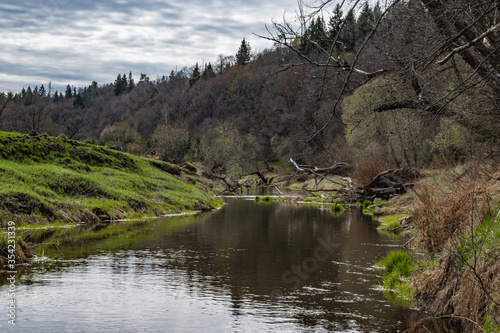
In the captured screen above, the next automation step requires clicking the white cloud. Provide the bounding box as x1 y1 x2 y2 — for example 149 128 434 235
0 0 296 93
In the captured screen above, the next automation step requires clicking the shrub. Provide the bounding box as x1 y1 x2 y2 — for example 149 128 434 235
150 124 190 161
100 122 141 151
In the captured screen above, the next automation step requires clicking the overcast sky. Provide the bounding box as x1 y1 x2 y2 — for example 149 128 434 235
0 0 297 93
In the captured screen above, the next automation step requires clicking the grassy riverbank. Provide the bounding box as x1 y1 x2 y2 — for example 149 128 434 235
374 164 500 332
0 131 219 226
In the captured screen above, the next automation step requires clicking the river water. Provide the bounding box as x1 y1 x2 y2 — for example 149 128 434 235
2 197 432 332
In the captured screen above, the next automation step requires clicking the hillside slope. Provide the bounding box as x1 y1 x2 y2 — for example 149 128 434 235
0 131 217 225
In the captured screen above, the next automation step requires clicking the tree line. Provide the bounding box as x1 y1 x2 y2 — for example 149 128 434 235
0 0 498 181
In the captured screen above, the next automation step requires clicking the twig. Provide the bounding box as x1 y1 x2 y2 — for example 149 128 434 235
274 185 284 195
402 236 416 248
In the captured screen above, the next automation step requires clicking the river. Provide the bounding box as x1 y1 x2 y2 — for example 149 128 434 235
1 197 444 332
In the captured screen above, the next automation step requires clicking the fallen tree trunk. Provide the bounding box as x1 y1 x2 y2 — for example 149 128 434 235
289 158 419 201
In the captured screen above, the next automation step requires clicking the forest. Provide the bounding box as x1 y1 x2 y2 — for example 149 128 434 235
1 0 499 184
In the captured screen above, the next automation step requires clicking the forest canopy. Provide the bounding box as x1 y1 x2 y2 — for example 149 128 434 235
1 0 499 179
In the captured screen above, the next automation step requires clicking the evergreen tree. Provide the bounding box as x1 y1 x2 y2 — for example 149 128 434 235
341 9 357 52
73 93 84 108
357 2 373 40
128 71 135 91
201 63 216 80
235 38 251 66
189 63 201 87
39 84 46 97
328 4 343 42
65 85 73 99
24 86 33 105
372 1 382 23
114 74 128 95
139 73 149 84
73 87 77 98
300 17 328 54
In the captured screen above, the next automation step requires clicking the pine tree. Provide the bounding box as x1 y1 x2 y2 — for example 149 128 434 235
201 63 216 80
235 38 251 66
39 84 46 97
189 63 201 87
341 9 357 52
139 73 149 84
65 85 73 99
329 4 343 42
128 71 135 91
114 74 128 95
300 17 328 54
73 93 84 108
357 2 373 40
24 86 33 105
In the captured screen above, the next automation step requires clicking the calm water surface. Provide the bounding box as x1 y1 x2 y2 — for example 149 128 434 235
1 198 429 332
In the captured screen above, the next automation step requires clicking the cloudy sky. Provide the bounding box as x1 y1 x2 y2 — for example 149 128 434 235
0 0 297 93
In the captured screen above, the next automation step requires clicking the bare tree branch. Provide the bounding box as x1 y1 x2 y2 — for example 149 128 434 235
437 22 500 65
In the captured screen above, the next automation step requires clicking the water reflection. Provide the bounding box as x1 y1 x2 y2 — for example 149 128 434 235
0 198 456 332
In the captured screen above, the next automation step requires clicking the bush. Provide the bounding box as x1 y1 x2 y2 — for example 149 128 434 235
150 124 190 161
100 122 141 151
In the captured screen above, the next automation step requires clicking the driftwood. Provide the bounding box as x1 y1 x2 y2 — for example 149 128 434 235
356 169 419 200
289 158 419 201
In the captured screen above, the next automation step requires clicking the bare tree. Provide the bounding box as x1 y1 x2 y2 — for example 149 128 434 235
259 0 500 145
18 95 52 133
0 92 12 128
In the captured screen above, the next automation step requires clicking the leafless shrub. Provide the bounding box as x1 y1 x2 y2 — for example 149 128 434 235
351 153 390 186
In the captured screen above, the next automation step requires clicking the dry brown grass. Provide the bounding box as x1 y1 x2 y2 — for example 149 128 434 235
411 164 495 253
410 160 500 332
351 153 391 186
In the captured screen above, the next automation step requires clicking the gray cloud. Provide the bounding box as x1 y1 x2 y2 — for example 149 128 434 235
0 0 296 93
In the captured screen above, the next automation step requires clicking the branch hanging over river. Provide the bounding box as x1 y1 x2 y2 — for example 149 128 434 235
289 158 419 201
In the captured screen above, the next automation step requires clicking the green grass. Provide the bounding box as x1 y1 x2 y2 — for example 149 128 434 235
0 131 218 226
255 195 272 203
377 214 410 231
330 202 344 216
455 204 500 269
483 314 500 333
376 249 415 305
